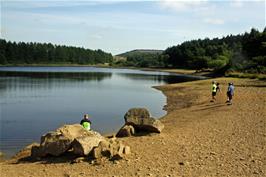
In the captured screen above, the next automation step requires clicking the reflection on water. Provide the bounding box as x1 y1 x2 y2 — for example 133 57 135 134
0 71 112 95
0 67 206 157
117 72 204 83
0 71 112 81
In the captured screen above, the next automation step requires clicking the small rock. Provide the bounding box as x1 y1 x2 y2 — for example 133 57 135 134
72 157 86 163
253 171 259 174
79 172 85 176
113 160 119 164
179 162 184 165
64 174 71 177
89 160 95 164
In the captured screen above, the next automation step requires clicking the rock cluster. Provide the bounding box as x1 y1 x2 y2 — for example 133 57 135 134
92 137 130 160
31 124 130 161
116 108 164 137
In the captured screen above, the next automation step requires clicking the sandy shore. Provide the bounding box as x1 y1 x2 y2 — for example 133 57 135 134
1 77 265 177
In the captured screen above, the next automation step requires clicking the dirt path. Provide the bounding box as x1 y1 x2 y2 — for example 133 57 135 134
1 78 265 177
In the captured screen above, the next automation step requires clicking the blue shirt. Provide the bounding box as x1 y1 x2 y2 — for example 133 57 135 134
228 85 234 95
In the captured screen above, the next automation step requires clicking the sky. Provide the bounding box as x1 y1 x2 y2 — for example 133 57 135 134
0 0 265 55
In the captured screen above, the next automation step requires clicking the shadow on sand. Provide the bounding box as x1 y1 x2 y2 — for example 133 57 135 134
192 102 229 112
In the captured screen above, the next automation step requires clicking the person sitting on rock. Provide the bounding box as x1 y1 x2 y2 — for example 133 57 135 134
80 114 92 131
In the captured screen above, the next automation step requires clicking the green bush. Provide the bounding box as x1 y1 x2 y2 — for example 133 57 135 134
208 59 227 69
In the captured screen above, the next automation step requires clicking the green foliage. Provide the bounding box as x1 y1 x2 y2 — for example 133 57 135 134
208 59 227 69
0 39 113 65
114 28 265 75
163 28 266 74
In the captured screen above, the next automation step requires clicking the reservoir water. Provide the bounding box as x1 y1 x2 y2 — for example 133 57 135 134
0 66 205 157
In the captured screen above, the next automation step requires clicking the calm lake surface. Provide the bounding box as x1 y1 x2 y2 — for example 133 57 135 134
0 66 206 157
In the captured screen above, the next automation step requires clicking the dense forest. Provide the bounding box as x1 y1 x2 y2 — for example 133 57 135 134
0 40 113 65
116 28 266 74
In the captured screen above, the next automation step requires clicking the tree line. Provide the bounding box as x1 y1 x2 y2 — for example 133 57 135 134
163 28 266 73
116 28 266 74
0 40 113 65
1 28 265 74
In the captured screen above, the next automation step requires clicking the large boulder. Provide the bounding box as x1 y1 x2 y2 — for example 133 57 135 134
124 108 164 133
124 108 150 120
72 131 105 156
31 124 104 157
116 125 135 137
39 131 73 156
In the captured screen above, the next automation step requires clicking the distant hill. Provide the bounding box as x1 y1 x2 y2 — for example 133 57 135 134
117 49 163 58
113 49 165 67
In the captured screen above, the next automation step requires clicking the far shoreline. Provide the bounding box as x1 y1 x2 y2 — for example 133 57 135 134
2 64 265 80
0 64 213 77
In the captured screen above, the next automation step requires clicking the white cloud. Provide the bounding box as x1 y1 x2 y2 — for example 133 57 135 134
2 0 121 9
159 0 209 12
90 34 103 40
230 0 244 8
203 18 225 25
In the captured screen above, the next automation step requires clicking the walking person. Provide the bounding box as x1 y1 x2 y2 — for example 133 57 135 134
216 82 221 93
226 82 235 105
211 81 217 102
